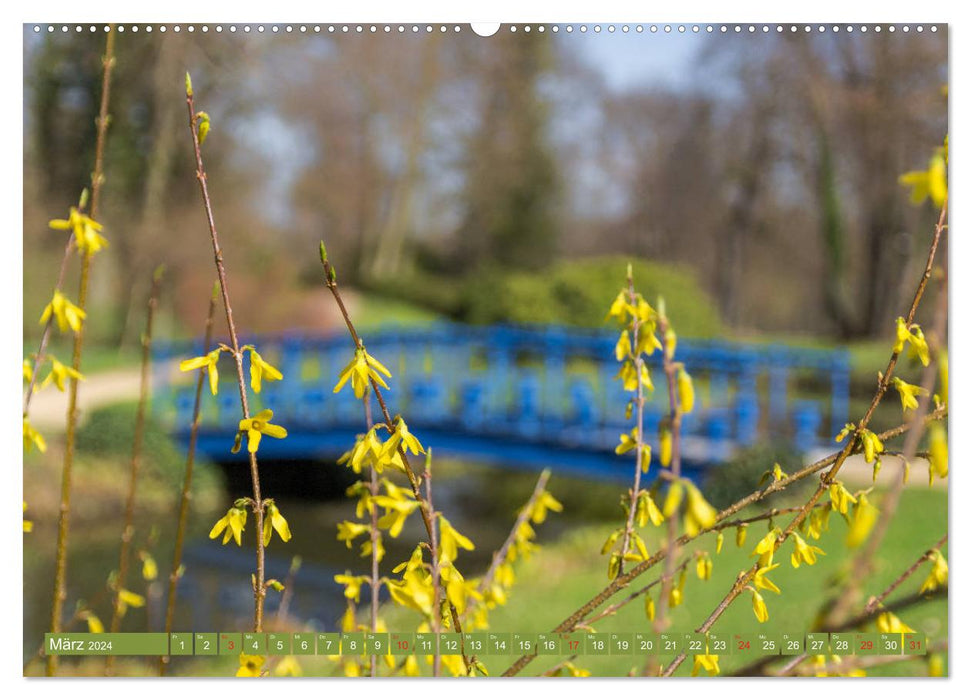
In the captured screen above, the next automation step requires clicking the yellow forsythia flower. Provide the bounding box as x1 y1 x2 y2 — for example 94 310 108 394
893 377 927 413
920 550 948 594
845 493 879 548
753 563 781 594
234 409 288 454
928 423 948 483
23 502 33 533
677 368 695 414
236 653 265 677
683 481 717 537
39 290 87 334
85 612 104 633
438 515 474 562
876 611 915 634
141 553 158 581
334 346 392 399
243 346 283 393
23 417 47 453
179 349 222 395
658 426 672 467
210 503 248 546
790 532 825 568
334 571 369 603
49 206 108 254
262 499 292 546
383 416 425 457
692 651 720 677
751 589 769 623
899 151 947 208
42 357 84 392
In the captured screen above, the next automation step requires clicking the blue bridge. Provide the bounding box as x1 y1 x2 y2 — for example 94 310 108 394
153 324 850 483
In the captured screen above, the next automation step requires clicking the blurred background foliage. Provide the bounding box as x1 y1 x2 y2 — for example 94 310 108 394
23 27 947 352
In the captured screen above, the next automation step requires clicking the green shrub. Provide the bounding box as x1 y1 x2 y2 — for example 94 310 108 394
701 441 810 510
76 401 221 492
459 256 723 336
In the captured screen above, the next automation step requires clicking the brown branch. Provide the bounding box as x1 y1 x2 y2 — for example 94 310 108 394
823 271 948 627
423 453 442 677
320 252 472 671
654 309 683 631
733 559 947 677
159 283 218 675
865 534 948 615
363 392 380 677
23 236 77 415
185 82 267 632
617 275 649 577
660 201 947 677
47 25 116 677
105 270 162 675
478 469 551 594
498 407 942 677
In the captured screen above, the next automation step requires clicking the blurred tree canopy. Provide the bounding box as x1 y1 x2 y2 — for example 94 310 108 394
23 27 946 343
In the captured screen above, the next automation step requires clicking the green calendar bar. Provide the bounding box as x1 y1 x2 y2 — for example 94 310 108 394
781 633 804 656
37 631 934 657
610 633 633 655
45 633 168 656
879 633 903 655
512 633 535 655
806 633 829 655
904 633 927 655
267 633 291 655
365 632 390 655
195 633 217 655
855 633 881 656
341 633 365 655
830 632 853 655
390 632 415 655
561 632 585 655
313 633 337 655
219 632 241 655
635 632 657 654
243 632 267 654
169 632 193 656
683 632 706 656
488 632 511 655
708 632 731 656
439 633 463 655
413 633 436 655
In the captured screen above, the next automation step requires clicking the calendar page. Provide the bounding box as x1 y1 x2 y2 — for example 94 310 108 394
21 14 950 685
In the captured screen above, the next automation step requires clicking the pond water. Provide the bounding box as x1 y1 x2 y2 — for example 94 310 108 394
23 459 603 669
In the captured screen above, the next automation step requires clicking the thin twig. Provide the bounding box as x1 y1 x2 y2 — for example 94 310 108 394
159 283 218 675
617 275 648 577
654 309 683 631
823 270 948 627
498 407 942 677
185 82 267 632
105 270 162 675
363 391 380 677
23 236 77 415
47 25 116 676
477 469 551 594
320 255 473 670
660 201 947 678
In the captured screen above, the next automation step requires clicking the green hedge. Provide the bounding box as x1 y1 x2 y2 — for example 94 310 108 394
459 256 723 336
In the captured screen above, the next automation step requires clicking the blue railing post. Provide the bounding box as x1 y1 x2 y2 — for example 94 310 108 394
830 355 851 439
792 400 822 454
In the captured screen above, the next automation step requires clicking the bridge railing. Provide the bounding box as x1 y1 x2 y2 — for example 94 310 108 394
152 323 850 463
